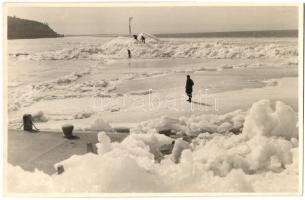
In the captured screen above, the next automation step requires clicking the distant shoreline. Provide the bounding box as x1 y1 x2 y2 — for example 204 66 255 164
65 29 298 38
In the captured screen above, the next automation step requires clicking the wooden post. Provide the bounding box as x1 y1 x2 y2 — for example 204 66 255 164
23 114 33 131
129 17 133 35
87 142 94 153
56 165 64 175
62 124 74 139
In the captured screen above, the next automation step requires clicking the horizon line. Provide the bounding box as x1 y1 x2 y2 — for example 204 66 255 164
64 29 298 36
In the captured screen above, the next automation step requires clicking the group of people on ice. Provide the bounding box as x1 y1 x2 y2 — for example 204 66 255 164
133 34 146 43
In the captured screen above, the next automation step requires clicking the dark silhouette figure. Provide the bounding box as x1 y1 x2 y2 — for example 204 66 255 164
127 49 131 58
141 35 146 43
133 34 138 40
185 75 194 102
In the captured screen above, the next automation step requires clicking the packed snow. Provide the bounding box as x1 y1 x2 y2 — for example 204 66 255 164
7 100 299 193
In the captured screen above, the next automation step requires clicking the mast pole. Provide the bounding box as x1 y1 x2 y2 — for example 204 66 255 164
129 17 133 35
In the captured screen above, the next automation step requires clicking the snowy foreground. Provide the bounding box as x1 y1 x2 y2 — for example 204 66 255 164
7 99 299 193
7 36 299 193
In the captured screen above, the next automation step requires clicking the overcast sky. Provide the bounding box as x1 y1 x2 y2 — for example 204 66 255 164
7 6 299 35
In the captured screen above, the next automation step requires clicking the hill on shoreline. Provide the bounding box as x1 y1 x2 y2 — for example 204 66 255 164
7 16 64 39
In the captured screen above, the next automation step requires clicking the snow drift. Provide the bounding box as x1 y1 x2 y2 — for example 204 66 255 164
7 99 299 193
10 37 298 61
7 67 115 112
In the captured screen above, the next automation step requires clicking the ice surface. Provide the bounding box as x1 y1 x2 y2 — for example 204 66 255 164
8 37 298 117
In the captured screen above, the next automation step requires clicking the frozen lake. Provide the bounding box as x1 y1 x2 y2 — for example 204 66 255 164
6 35 300 194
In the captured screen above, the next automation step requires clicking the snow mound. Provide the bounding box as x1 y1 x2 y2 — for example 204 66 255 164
129 89 153 95
243 99 298 139
74 111 93 119
32 111 48 122
171 138 192 163
86 117 112 132
217 63 249 71
263 79 278 86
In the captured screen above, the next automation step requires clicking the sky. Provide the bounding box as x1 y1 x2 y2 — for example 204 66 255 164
7 5 299 35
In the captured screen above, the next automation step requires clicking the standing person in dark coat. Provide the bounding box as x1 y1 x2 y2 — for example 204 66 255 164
141 35 146 43
185 75 194 102
127 49 131 58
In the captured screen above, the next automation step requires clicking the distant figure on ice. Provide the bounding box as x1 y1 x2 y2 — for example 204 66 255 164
185 75 194 102
140 35 146 43
127 49 131 58
133 34 138 40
